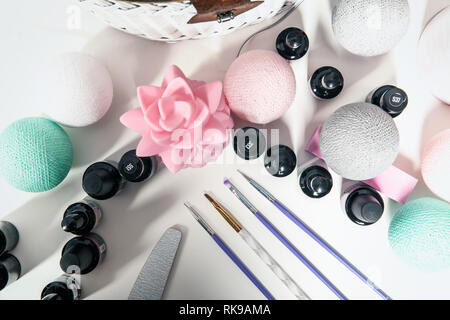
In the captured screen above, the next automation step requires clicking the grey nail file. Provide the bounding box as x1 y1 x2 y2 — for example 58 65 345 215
128 228 182 300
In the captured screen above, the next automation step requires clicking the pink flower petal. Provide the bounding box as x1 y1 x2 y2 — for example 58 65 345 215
174 100 194 126
144 101 163 132
120 108 148 135
162 65 187 88
162 77 194 100
190 79 206 89
194 81 223 114
137 86 163 112
136 134 168 157
203 117 227 144
190 98 211 128
213 111 234 129
158 96 175 121
172 129 194 149
159 114 184 132
151 130 172 143
159 149 186 173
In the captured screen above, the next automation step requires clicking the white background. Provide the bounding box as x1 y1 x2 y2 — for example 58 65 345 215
0 0 449 300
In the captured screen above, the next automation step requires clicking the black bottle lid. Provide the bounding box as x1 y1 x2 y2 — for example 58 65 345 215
264 145 297 177
0 253 21 291
0 232 5 256
60 234 105 274
276 27 309 60
367 85 408 118
345 187 384 225
233 127 266 160
0 263 7 291
299 165 333 198
310 66 344 99
62 202 95 235
41 277 79 301
119 150 157 183
82 162 123 200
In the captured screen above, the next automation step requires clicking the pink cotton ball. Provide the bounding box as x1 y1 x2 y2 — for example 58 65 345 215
421 129 450 202
224 50 296 124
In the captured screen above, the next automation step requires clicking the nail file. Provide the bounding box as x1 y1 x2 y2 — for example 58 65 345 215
128 228 182 300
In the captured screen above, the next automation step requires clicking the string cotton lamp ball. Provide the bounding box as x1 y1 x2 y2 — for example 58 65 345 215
331 0 410 56
42 52 113 127
421 129 450 202
417 6 450 104
319 103 400 180
389 198 450 272
0 118 73 192
224 50 296 124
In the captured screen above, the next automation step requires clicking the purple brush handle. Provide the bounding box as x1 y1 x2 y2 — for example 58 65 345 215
253 212 347 300
272 201 391 300
211 234 274 300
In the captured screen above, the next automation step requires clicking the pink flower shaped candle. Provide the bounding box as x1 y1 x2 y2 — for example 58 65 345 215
120 65 234 173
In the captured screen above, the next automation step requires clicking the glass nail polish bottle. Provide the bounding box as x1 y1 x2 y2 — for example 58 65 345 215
118 150 158 183
265 145 297 178
233 127 267 160
276 27 309 60
60 233 107 275
0 221 19 256
61 198 102 235
82 161 126 200
310 66 344 100
41 274 81 300
0 253 21 291
366 85 408 118
299 160 333 198
341 183 384 226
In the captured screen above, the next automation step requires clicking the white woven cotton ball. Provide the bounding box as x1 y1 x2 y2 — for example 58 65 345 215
320 103 400 180
332 0 410 56
42 53 113 127
418 6 450 105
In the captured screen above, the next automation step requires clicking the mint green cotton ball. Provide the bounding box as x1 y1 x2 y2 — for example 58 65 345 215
388 197 450 272
0 118 73 192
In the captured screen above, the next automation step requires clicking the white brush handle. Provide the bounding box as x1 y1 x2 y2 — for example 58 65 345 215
239 229 310 300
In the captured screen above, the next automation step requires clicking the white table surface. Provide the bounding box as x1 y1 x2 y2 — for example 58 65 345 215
0 0 449 300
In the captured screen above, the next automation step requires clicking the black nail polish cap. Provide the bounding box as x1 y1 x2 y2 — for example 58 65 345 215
276 27 309 60
299 165 333 198
233 127 266 160
82 162 123 200
0 254 21 291
345 187 384 225
367 85 408 118
60 234 105 275
119 150 157 183
61 202 96 235
264 145 297 177
41 278 79 301
310 66 344 99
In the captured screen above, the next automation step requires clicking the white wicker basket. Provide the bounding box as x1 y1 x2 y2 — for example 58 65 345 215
77 0 302 41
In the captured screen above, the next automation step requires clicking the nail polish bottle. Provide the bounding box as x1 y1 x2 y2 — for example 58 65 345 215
0 221 19 256
60 233 107 275
341 183 384 226
118 150 158 183
264 145 297 178
82 161 126 200
0 253 21 291
233 127 266 160
299 160 333 198
41 274 81 300
309 66 344 100
366 85 408 118
61 198 102 235
276 27 309 60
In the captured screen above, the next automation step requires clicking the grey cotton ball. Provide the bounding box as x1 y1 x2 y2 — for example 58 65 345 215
320 103 399 180
332 0 410 56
